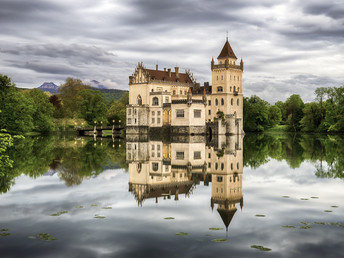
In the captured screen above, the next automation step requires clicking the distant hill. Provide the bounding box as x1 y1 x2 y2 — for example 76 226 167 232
93 88 128 102
37 82 59 94
88 80 107 89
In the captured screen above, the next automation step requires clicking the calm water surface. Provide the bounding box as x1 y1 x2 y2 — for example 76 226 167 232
1 133 344 258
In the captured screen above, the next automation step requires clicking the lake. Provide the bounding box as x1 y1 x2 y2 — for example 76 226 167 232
1 133 344 258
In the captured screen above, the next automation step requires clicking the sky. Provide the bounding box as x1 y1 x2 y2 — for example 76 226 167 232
0 0 343 103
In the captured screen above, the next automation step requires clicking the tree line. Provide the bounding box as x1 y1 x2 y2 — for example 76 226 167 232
0 74 128 134
243 86 344 132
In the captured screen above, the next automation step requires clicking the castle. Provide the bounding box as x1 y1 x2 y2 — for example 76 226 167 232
126 39 244 135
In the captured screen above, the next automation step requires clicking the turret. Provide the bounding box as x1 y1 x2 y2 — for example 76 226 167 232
240 58 244 71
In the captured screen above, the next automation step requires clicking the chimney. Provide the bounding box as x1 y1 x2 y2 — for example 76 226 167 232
156 64 158 71
168 68 171 77
175 67 179 78
164 68 166 72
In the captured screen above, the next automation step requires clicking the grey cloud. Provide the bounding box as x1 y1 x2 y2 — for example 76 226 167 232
301 1 344 19
11 62 81 75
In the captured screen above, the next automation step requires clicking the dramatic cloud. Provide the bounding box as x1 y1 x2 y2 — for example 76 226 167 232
0 0 343 102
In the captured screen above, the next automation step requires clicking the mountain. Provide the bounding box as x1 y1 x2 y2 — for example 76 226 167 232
88 80 107 89
38 82 59 94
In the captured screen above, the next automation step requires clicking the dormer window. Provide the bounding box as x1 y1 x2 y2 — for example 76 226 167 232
217 86 223 92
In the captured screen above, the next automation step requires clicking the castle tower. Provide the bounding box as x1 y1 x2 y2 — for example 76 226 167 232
208 39 244 135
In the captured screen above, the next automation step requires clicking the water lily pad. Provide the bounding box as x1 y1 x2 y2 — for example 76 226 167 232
212 238 227 242
282 196 290 198
331 206 339 208
300 222 310 225
74 206 84 209
310 197 319 199
27 236 36 239
328 222 340 226
0 233 11 236
324 210 333 212
37 233 56 241
209 227 224 231
164 217 175 220
102 207 112 209
50 211 68 216
176 232 188 236
94 215 105 219
90 204 98 207
251 245 272 251
314 222 325 225
300 198 309 200
0 229 9 232
255 214 266 217
300 226 312 229
282 225 296 228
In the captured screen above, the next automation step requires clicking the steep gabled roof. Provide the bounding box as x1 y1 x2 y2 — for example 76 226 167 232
217 208 237 231
217 40 237 59
145 69 193 84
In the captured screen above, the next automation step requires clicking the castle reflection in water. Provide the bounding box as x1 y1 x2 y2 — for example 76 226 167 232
126 134 243 231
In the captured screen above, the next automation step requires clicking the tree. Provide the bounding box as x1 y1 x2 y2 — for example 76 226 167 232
0 74 16 106
275 101 287 123
268 105 282 127
0 90 34 133
24 89 55 132
77 89 108 125
59 78 90 118
285 94 304 132
107 92 128 126
243 95 270 132
300 102 323 132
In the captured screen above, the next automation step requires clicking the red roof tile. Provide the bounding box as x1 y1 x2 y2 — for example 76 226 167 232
144 69 193 84
218 40 237 59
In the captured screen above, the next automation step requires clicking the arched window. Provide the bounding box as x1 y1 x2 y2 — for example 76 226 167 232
221 98 224 105
215 98 218 106
152 97 159 106
221 163 224 170
152 163 158 171
230 86 232 92
137 95 142 105
217 86 223 92
231 98 233 105
233 86 236 92
215 163 218 170
231 163 233 170
237 99 239 106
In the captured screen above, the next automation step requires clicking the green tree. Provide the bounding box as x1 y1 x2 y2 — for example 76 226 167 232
24 89 55 132
275 101 287 123
300 102 323 132
268 105 282 127
243 95 270 132
77 89 108 125
0 90 34 133
59 78 90 118
0 74 16 106
107 92 129 125
285 94 304 132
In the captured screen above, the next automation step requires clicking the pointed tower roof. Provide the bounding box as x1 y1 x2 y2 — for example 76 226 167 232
218 39 237 59
217 208 237 231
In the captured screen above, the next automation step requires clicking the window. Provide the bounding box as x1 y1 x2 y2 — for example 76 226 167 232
180 90 182 95
176 151 184 160
208 100 211 106
194 109 201 118
184 91 187 95
128 118 131 124
152 163 159 171
134 109 137 115
152 118 155 123
127 144 131 150
217 86 223 92
221 98 224 106
237 99 239 106
208 162 211 168
221 75 223 80
165 97 169 103
215 163 218 170
152 145 155 150
157 152 160 158
157 111 161 116
208 153 211 158
217 176 223 182
215 99 218 106
208 110 211 115
134 118 137 124
237 162 239 169
233 86 236 92
173 90 176 95
194 151 201 159
231 163 233 170
231 98 233 105
217 75 218 80
230 86 232 92
152 97 159 106
137 95 142 105
152 111 155 116
176 109 184 118
128 109 132 115
157 145 160 151
221 163 224 170
157 118 160 123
